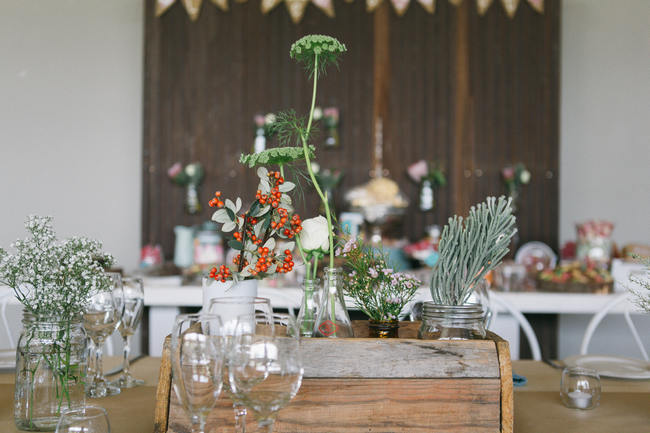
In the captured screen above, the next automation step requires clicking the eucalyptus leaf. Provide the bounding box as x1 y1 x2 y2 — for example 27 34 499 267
257 167 268 179
252 205 270 218
235 197 242 212
228 240 243 250
221 221 236 233
278 181 295 193
263 238 276 251
225 199 236 214
212 209 230 224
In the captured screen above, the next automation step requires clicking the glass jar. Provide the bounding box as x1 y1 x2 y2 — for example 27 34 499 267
418 302 486 340
560 367 601 410
297 278 321 337
313 268 354 338
368 320 399 338
14 313 87 431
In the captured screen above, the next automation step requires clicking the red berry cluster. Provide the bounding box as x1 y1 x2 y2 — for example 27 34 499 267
277 249 294 274
255 171 285 208
209 264 231 282
233 254 249 267
208 191 224 208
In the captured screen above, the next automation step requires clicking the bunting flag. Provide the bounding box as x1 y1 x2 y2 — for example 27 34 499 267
182 0 203 20
156 0 543 22
261 0 282 13
476 0 492 15
286 0 309 22
312 0 335 17
500 0 519 17
416 0 435 14
211 0 229 11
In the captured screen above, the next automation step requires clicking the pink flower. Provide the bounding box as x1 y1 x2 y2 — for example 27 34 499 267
167 162 182 179
254 115 265 127
323 107 339 122
369 267 378 278
502 166 515 181
407 160 429 183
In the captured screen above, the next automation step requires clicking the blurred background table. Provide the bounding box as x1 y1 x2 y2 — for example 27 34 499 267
1 358 648 433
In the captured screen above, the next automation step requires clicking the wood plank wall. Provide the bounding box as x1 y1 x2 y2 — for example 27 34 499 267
143 0 559 258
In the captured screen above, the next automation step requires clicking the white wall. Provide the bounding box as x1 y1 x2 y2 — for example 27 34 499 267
560 0 650 247
0 0 143 269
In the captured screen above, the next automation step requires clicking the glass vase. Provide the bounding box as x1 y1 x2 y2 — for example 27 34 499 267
313 268 354 338
418 303 486 340
14 313 87 431
368 320 399 338
185 183 201 215
297 278 321 337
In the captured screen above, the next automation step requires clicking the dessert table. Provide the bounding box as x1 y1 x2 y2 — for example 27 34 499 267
1 358 648 433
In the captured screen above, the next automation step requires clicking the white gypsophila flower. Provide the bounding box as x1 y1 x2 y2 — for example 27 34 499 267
298 216 330 253
520 169 531 184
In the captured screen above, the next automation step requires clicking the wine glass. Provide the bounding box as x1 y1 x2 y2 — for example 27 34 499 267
112 277 145 388
171 313 225 433
208 296 274 433
55 405 110 433
228 313 303 433
84 272 125 398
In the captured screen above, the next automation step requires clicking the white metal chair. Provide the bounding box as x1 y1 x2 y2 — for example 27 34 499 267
580 293 648 361
1 291 15 348
487 291 542 361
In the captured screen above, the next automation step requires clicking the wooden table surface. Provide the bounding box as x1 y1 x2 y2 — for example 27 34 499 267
1 358 648 433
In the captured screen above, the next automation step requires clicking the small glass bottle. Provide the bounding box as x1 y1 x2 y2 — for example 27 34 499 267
419 179 434 211
313 268 354 338
297 278 321 337
418 302 486 340
14 313 87 431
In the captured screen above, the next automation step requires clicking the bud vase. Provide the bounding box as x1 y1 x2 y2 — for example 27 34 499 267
14 313 87 431
313 268 354 338
202 278 258 330
368 319 399 338
297 278 321 337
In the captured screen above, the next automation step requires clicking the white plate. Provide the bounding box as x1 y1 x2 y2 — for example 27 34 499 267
563 354 650 380
0 348 15 369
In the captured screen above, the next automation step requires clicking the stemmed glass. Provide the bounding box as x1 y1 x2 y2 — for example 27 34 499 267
83 272 125 398
112 277 145 388
171 313 225 433
55 406 111 433
208 296 274 433
228 313 303 433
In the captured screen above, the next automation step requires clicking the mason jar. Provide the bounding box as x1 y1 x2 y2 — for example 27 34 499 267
14 313 87 431
418 302 486 340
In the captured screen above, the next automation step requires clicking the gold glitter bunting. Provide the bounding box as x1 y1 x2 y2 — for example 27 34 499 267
182 0 203 20
448 0 462 6
155 0 176 16
261 0 282 13
366 0 382 12
210 0 229 11
285 0 309 23
527 0 543 13
476 0 492 14
391 0 410 15
500 0 519 17
416 0 435 13
312 0 335 17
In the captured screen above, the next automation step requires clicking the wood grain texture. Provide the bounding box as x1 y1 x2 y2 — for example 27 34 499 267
153 336 172 433
300 338 500 378
143 0 560 258
489 331 514 433
168 378 502 433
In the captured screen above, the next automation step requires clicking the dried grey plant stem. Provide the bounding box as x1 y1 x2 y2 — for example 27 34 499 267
431 196 517 305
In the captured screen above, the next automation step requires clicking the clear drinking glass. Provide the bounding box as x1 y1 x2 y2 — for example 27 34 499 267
208 296 274 433
171 314 225 433
83 273 125 398
55 406 110 433
113 277 145 388
228 313 303 433
560 367 601 410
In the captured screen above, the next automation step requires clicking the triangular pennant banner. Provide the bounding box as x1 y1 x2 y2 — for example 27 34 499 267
527 0 543 13
261 0 282 13
391 0 410 15
500 0 519 17
285 0 309 23
448 0 462 6
476 0 493 14
181 0 203 20
416 0 435 13
312 0 335 17
366 0 382 12
211 0 229 10
156 0 177 16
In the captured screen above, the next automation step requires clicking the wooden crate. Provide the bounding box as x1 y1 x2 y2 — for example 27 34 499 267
154 321 513 433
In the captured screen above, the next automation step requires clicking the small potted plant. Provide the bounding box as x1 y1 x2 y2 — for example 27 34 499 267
501 162 530 214
407 159 447 211
168 162 205 214
339 236 420 338
0 216 113 431
420 196 516 340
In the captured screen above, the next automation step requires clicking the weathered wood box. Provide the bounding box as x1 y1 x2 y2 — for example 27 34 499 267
154 321 513 433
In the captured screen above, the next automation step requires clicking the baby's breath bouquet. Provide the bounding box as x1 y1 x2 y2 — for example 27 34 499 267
340 237 420 324
0 216 113 430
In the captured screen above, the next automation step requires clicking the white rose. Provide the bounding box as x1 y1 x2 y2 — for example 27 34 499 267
299 216 330 253
520 169 531 184
313 107 323 120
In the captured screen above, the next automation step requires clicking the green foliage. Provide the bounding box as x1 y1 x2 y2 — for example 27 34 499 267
341 237 420 321
239 145 315 168
290 34 347 76
271 110 318 146
430 196 517 305
630 255 650 312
